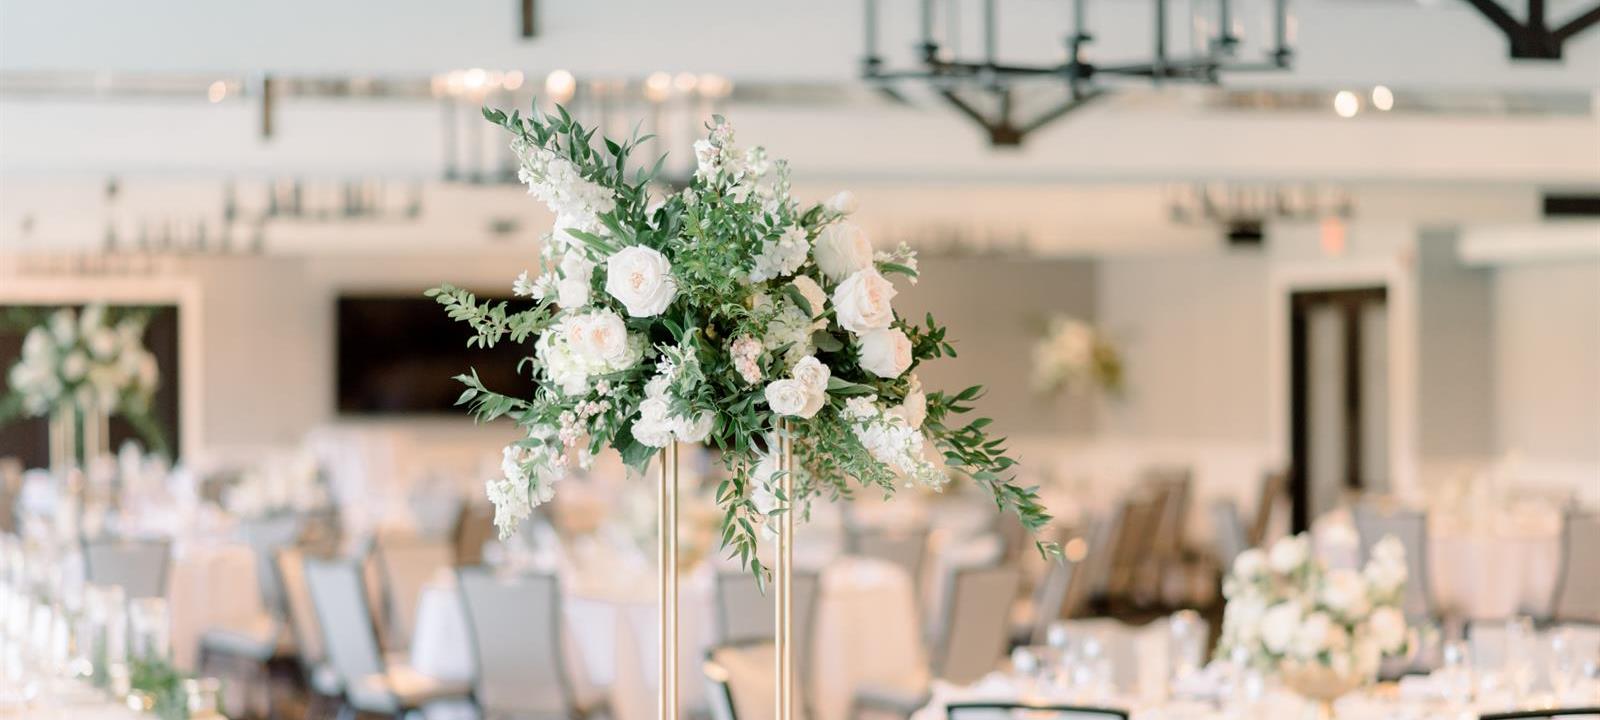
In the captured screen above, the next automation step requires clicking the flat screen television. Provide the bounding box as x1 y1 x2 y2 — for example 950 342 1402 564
336 295 532 415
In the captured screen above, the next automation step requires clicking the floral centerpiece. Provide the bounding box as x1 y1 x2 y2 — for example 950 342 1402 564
428 104 1058 578
2 305 166 458
1216 533 1410 708
1031 315 1122 396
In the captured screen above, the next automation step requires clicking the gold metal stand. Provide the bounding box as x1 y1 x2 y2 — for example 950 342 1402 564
658 442 680 720
774 420 795 720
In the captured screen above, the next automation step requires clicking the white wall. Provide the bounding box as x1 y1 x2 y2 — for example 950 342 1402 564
1492 259 1600 497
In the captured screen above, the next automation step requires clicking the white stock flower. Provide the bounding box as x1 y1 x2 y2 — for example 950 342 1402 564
49 310 76 347
857 328 912 379
557 252 596 308
813 222 873 282
515 140 616 234
832 268 896 335
789 276 826 319
605 246 678 317
824 190 859 215
1368 606 1408 653
1260 602 1302 654
61 351 88 382
1268 535 1310 574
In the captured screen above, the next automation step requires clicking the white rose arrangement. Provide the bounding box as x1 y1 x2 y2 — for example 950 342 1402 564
429 105 1059 578
1031 315 1123 396
2 305 167 453
1217 533 1411 680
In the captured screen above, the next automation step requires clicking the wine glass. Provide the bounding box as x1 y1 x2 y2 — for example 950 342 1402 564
1548 628 1580 702
1440 639 1474 707
1168 609 1205 691
1504 616 1536 701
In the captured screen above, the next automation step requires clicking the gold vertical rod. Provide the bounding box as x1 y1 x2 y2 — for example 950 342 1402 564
659 442 680 720
774 420 795 720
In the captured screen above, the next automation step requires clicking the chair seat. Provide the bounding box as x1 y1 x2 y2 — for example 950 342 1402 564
854 682 932 716
199 615 294 662
347 661 471 713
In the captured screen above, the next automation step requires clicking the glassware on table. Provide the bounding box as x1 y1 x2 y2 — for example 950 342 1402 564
1504 616 1536 701
1168 609 1205 693
1549 628 1581 702
128 597 171 662
1440 639 1474 706
184 677 227 719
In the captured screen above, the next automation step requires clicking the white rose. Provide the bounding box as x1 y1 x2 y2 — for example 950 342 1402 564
1321 568 1372 620
1232 548 1267 580
858 328 912 379
1352 636 1382 677
1223 595 1266 646
824 190 859 215
764 378 815 418
22 327 54 361
813 222 874 282
895 377 927 430
832 268 897 335
566 311 631 367
673 411 716 443
605 245 678 317
1368 606 1407 653
791 356 831 394
557 252 595 309
62 351 88 382
1269 535 1309 574
1292 612 1336 659
88 328 118 360
632 397 675 448
1260 602 1302 655
49 310 77 347
789 276 827 319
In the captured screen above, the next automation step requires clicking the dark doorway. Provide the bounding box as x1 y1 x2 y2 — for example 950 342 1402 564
1289 287 1388 533
0 304 181 468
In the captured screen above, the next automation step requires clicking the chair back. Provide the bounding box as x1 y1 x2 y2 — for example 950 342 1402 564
82 538 170 598
452 503 498 566
372 533 453 649
704 641 786 720
275 549 325 665
947 702 1129 720
846 524 930 592
1209 500 1249 572
455 567 576 717
238 514 303 617
1028 558 1076 645
1105 494 1161 600
1251 470 1287 546
713 571 821 683
1551 512 1600 623
935 565 1021 684
302 557 386 691
1351 503 1433 620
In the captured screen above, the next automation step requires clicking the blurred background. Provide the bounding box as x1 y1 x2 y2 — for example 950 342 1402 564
0 1 1597 719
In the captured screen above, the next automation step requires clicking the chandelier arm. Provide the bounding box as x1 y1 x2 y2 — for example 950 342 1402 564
1553 3 1600 42
1459 0 1524 36
1017 89 1108 136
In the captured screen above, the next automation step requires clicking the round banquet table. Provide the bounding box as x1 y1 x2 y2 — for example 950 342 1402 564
409 556 925 720
1314 509 1562 621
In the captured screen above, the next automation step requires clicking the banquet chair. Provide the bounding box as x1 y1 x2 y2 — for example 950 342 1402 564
703 640 783 720
946 702 1130 720
303 557 469 719
1209 500 1249 572
1013 554 1079 646
371 533 454 651
1550 512 1600 624
713 571 821 671
452 502 498 566
845 523 931 595
275 549 343 720
196 514 305 718
852 566 1023 720
1250 470 1288 547
455 567 608 720
82 537 171 599
1103 494 1162 607
1352 503 1437 622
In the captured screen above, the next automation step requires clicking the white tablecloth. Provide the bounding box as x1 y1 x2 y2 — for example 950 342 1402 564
167 543 262 671
1315 510 1562 620
409 557 924 720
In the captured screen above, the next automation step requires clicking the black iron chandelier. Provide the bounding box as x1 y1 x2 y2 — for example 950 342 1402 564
860 0 1292 146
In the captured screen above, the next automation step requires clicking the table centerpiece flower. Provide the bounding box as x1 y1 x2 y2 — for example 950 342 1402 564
428 104 1059 579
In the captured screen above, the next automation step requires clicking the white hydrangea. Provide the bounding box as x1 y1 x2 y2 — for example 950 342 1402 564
749 226 809 283
490 434 568 536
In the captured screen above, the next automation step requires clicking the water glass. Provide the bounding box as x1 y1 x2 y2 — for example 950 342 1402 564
1168 609 1205 688
128 597 171 661
1549 628 1580 702
1504 616 1536 700
1441 639 1474 706
185 677 227 719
